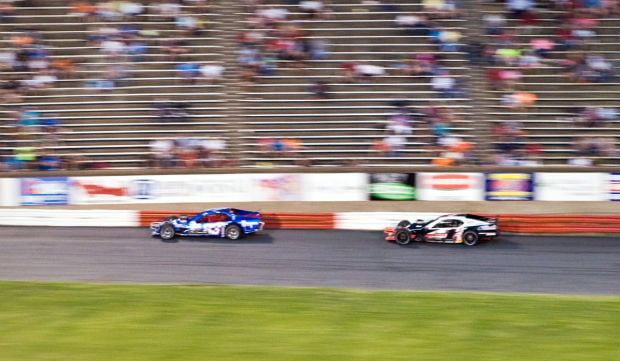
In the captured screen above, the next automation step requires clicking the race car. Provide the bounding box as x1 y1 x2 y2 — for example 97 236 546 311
384 214 498 246
151 208 264 241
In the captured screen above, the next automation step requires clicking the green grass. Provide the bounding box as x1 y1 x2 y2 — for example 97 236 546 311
0 281 618 361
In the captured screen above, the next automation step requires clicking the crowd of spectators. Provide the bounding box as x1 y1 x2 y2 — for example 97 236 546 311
371 100 474 165
238 0 330 87
1 0 231 170
148 135 229 168
1 0 618 170
478 0 618 165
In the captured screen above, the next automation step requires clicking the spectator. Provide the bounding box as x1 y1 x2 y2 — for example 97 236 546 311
176 62 200 84
307 39 330 60
385 112 413 135
501 92 537 110
483 13 506 35
175 12 204 35
353 63 386 81
201 137 228 167
162 39 190 61
0 1 15 22
299 0 326 19
13 146 38 170
149 138 176 168
100 38 127 58
529 38 555 58
567 156 594 166
506 0 534 18
38 152 62 171
119 1 145 19
68 1 97 19
308 81 330 99
199 63 224 83
431 71 462 98
126 40 148 62
156 1 182 20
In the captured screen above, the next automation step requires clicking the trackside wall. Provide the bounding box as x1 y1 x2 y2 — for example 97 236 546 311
1 210 619 234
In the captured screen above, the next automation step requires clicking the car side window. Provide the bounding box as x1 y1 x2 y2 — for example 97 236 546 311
436 219 462 228
435 222 451 228
196 215 210 223
207 214 229 222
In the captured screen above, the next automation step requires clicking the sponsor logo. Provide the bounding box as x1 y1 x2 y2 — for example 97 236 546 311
131 179 154 200
424 174 472 190
74 181 127 197
485 173 534 200
370 173 416 200
20 177 69 205
369 183 416 200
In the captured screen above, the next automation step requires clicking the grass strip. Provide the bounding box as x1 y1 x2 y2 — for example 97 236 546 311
0 281 618 361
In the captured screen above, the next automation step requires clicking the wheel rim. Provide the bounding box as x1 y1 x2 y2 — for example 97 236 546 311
464 233 477 245
396 232 409 244
161 226 174 239
227 227 240 239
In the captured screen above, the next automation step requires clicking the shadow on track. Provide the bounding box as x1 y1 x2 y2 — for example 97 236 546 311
157 233 274 245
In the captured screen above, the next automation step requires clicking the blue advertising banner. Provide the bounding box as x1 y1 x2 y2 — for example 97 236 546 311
485 173 534 201
610 173 620 201
20 177 70 205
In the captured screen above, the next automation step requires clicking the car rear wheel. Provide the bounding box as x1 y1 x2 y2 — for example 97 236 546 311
462 230 479 246
159 223 176 241
225 224 242 240
394 229 412 245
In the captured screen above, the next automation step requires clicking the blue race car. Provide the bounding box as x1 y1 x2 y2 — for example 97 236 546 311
151 208 264 241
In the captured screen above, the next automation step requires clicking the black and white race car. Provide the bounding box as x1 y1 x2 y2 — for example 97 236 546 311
384 214 498 246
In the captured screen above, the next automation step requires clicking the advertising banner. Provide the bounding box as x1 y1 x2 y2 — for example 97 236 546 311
70 174 249 204
20 177 70 206
301 173 368 201
609 173 620 201
251 173 302 201
70 176 132 204
369 173 416 200
127 174 248 203
535 173 607 201
0 178 19 207
485 173 534 201
417 173 484 201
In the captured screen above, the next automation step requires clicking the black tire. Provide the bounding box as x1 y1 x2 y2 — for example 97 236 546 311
159 222 176 241
462 230 479 246
225 224 242 240
397 220 411 228
164 215 178 221
394 228 412 245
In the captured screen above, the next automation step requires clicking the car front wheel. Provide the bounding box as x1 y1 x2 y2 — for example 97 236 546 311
394 229 412 245
159 223 176 241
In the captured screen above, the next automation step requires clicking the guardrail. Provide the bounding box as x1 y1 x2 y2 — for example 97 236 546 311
497 215 620 234
0 209 618 234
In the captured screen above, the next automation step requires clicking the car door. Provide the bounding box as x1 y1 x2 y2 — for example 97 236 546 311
202 213 230 236
426 219 462 242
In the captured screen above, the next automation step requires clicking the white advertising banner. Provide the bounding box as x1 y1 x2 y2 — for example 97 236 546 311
250 173 303 201
0 178 19 206
69 174 250 204
535 172 607 201
301 173 368 201
417 173 484 201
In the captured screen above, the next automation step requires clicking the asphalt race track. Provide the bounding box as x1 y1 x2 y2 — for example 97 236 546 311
1 227 619 295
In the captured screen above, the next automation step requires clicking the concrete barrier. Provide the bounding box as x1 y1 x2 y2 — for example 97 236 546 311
0 209 618 234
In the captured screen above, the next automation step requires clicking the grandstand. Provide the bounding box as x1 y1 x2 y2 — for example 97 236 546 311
0 0 618 170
